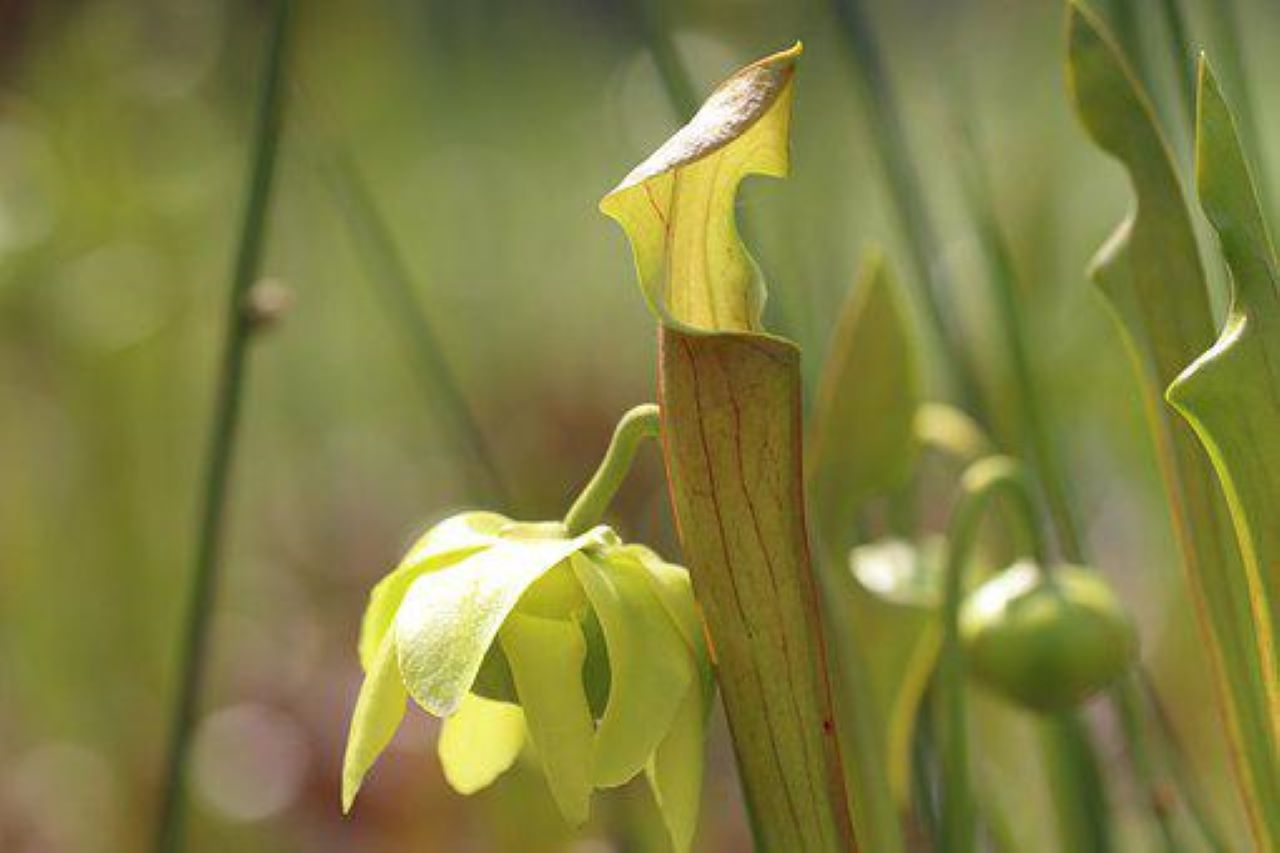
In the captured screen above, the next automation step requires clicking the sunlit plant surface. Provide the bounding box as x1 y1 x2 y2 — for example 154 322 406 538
6 1 1280 852
335 7 1278 851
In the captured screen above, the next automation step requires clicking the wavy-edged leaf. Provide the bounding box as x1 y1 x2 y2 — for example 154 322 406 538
500 611 595 826
600 43 799 334
1169 58 1280 663
341 631 407 812
809 250 922 547
358 511 506 671
438 692 526 795
394 527 606 716
570 551 693 788
1066 5 1279 844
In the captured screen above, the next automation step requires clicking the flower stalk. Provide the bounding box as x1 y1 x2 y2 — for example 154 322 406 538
563 404 660 536
936 456 1045 853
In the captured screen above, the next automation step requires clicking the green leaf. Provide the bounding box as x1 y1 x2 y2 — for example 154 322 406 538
1065 5 1280 844
358 511 506 671
846 537 944 807
600 43 800 334
658 328 857 851
341 631 408 812
394 527 605 716
438 693 526 795
1170 58 1280 669
602 43 858 851
809 250 922 546
570 551 694 788
500 611 596 826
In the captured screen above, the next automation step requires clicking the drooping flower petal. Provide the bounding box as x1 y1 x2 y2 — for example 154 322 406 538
438 693 526 795
394 528 605 716
618 544 708 667
500 611 595 826
357 511 508 671
571 552 694 788
646 680 707 853
341 631 408 812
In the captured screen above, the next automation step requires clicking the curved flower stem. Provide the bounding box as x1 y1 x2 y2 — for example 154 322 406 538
152 1 292 850
938 456 1045 853
563 404 660 536
948 93 1178 852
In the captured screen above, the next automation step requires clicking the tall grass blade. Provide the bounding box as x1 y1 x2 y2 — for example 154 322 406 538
320 147 514 507
826 0 987 422
152 1 293 849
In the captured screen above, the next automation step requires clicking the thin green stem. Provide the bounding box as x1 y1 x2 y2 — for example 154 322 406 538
827 0 988 424
1043 711 1113 853
949 92 1188 850
319 144 514 508
563 404 659 536
1137 670 1231 853
951 123 1085 562
152 1 292 850
1116 673 1181 853
1104 0 1152 91
909 691 940 847
1158 0 1196 125
938 457 1045 853
629 0 698 122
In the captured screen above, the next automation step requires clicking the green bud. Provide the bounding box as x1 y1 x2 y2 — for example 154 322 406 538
960 561 1137 712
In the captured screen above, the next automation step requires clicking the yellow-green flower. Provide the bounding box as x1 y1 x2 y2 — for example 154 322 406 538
342 511 712 852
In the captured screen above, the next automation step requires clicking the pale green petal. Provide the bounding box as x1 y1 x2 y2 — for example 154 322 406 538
438 693 525 795
614 545 702 653
357 512 509 672
646 680 707 853
358 546 482 673
404 511 510 563
394 529 603 716
500 612 595 826
341 631 407 812
571 552 694 788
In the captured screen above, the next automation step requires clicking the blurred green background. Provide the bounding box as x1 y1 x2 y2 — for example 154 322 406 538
1 0 1276 850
